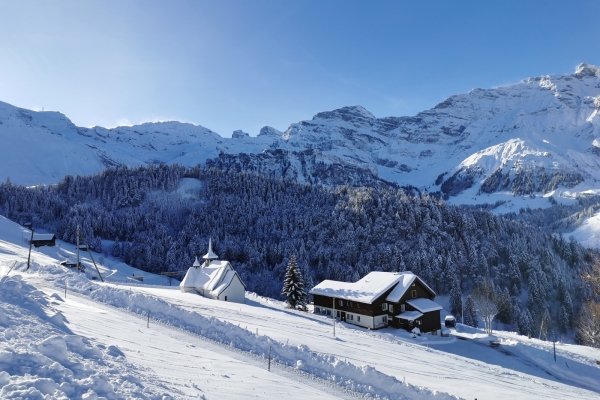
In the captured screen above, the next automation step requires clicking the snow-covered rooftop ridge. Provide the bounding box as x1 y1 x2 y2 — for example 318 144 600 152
406 298 443 313
180 260 229 291
310 271 416 304
32 233 55 240
385 272 436 302
212 270 239 295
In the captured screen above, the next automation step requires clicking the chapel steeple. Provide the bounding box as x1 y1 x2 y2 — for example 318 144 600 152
202 237 218 267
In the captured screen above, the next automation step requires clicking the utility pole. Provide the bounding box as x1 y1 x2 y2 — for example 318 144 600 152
268 345 271 371
26 227 34 271
78 230 104 282
76 225 80 274
332 297 336 337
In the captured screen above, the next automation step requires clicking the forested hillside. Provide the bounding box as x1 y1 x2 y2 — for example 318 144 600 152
0 164 596 339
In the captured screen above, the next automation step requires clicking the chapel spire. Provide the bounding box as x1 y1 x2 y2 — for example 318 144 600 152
202 237 218 267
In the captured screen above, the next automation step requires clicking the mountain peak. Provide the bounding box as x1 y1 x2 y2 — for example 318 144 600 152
232 129 250 139
313 106 376 122
258 126 282 137
573 63 600 78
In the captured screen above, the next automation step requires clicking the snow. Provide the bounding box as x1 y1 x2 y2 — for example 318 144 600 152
310 271 407 304
212 270 238 295
180 260 237 294
405 298 443 313
0 215 600 399
396 311 423 321
3 64 600 245
0 275 169 399
385 273 436 303
31 233 56 241
566 208 600 248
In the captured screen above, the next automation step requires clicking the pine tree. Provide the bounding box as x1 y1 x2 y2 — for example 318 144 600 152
558 305 570 334
281 254 307 311
463 295 478 327
449 274 463 320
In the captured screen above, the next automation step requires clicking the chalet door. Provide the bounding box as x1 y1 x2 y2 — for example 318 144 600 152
341 312 346 322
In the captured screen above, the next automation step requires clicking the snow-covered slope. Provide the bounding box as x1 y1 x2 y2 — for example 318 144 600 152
2 63 600 199
1 211 599 399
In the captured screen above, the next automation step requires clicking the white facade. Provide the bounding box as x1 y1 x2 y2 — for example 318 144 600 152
179 240 246 304
313 306 389 330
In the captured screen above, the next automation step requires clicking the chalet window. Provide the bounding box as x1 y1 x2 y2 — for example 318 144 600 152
382 316 388 323
336 311 340 318
347 300 351 306
357 316 361 322
382 303 388 311
409 320 413 326
350 314 354 320
326 309 331 316
389 304 394 313
225 296 228 301
315 307 321 313
417 320 422 325
401 304 406 312
339 300 343 307
411 290 417 298
356 303 360 308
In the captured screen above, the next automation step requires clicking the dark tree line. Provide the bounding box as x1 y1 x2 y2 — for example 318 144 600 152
0 164 596 339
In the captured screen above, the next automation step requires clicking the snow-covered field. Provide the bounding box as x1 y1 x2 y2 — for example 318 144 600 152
1 215 600 399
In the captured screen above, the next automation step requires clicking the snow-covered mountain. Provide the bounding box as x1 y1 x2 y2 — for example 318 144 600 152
2 63 600 202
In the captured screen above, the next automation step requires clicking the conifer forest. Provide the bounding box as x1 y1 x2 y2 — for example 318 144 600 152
0 164 597 339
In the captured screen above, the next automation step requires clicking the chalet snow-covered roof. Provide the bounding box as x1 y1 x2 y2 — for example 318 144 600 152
309 271 408 304
192 256 201 267
32 233 56 241
406 298 443 313
395 311 423 321
385 272 436 303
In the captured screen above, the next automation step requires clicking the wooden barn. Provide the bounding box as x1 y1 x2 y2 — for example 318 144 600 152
310 271 442 334
31 233 56 247
179 239 247 304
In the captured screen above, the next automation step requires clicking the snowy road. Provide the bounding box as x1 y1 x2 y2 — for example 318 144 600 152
36 285 355 400
122 285 600 400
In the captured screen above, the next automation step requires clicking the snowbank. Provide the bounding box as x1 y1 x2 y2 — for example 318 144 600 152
0 273 169 399
20 263 458 400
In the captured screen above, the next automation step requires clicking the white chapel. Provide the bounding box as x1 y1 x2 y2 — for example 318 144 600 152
179 238 247 303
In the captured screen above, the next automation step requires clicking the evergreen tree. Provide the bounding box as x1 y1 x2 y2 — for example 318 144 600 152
563 291 574 328
558 305 570 334
463 295 478 327
449 274 463 319
281 254 307 311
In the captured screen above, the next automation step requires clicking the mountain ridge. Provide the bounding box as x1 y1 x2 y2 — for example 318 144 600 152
1 63 599 205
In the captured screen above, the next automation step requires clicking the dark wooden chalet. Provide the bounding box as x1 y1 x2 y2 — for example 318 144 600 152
310 271 442 333
31 233 56 247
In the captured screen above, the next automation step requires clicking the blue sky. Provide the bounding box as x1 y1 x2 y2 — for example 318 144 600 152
1 1 599 136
